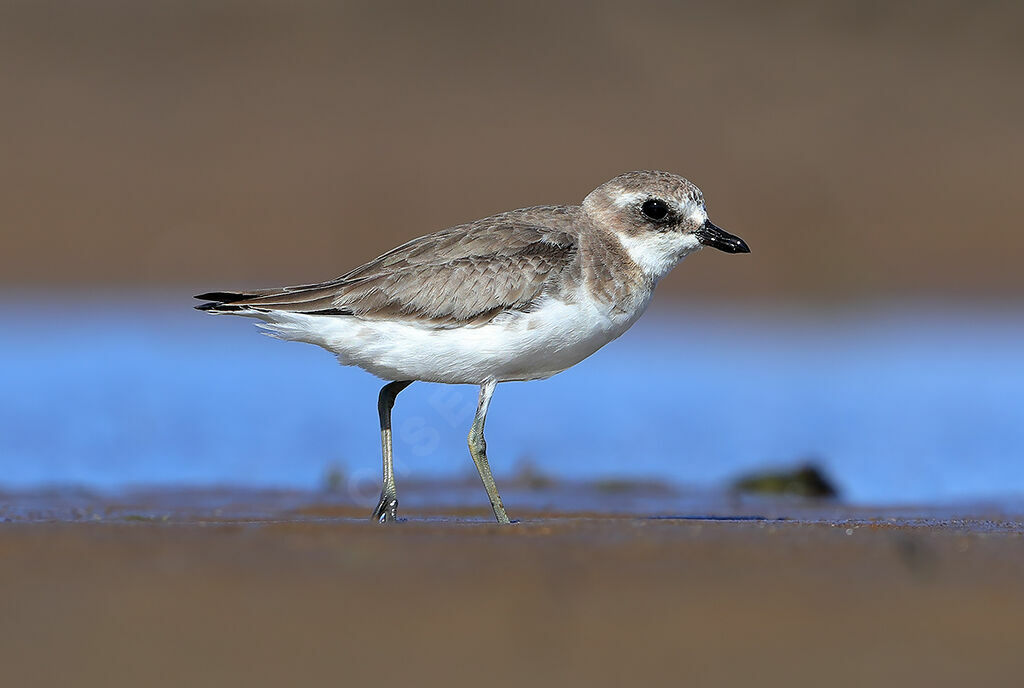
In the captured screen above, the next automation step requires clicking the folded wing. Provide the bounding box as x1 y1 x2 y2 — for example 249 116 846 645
195 207 579 328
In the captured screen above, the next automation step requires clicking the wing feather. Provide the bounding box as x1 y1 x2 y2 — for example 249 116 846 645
195 206 580 327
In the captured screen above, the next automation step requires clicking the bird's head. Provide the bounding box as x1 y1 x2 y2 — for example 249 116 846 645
582 170 749 280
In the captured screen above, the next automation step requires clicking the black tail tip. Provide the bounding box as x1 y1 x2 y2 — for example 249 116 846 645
195 290 250 313
194 291 247 303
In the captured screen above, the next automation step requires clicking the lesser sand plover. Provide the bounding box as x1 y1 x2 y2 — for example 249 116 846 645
196 170 749 523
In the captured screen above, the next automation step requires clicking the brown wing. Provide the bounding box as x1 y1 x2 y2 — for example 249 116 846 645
195 206 580 328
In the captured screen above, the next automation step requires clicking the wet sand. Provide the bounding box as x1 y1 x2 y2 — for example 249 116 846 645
1 487 1022 687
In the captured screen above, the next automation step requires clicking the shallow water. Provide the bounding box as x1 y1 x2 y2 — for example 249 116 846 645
1 297 1022 507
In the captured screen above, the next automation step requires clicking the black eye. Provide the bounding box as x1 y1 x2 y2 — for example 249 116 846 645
641 199 670 221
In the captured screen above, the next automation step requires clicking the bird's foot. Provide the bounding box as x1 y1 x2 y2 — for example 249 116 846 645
490 502 512 525
371 491 399 523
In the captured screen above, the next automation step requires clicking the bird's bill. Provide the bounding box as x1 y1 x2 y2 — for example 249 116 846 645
696 221 750 254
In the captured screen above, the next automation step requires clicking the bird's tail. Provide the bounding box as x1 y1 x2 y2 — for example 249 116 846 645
193 283 352 316
193 291 256 313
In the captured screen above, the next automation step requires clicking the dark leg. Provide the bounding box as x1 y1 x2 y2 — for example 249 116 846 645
371 380 413 523
467 379 511 524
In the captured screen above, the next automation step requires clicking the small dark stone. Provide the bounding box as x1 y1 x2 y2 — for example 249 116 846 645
731 462 839 499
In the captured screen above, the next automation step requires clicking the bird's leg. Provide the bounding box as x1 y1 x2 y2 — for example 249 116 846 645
371 380 413 523
467 379 512 524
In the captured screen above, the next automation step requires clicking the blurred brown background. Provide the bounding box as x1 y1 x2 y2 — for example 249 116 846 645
2 0 1022 301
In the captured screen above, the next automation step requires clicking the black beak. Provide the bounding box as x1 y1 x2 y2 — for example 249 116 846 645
696 220 750 254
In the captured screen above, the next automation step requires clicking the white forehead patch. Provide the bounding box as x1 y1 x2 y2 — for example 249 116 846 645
685 200 708 226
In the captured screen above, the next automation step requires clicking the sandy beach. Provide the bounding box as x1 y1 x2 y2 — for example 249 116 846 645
2 488 1021 688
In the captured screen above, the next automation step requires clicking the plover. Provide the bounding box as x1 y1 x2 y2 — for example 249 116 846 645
196 170 749 523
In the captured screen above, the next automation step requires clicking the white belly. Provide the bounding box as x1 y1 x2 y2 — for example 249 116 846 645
252 291 653 384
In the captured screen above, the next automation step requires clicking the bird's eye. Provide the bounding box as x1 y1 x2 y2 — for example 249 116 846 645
641 199 670 221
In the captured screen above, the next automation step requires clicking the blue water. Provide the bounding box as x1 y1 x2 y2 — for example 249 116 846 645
1 297 1022 505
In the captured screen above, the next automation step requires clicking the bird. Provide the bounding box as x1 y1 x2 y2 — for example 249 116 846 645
195 170 749 524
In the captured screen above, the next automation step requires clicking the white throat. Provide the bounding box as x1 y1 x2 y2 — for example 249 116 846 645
616 230 703 281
